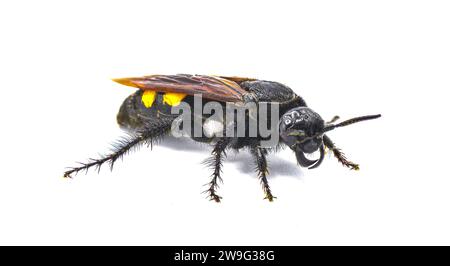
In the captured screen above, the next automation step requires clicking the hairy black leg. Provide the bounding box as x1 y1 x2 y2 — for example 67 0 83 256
250 146 276 201
323 134 359 170
203 138 231 202
64 120 172 178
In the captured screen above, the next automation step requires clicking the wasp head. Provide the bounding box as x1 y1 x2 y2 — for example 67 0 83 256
279 107 326 169
280 107 381 170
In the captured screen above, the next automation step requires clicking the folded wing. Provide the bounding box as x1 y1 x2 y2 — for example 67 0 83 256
113 74 250 103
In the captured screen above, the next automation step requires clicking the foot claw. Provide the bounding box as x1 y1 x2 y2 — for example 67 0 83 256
264 194 277 202
63 172 72 178
209 194 222 203
348 163 360 171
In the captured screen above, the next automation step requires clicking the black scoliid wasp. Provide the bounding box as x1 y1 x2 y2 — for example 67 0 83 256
64 74 380 202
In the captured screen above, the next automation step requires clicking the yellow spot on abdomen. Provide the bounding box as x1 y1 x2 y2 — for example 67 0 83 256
142 90 157 108
163 92 187 106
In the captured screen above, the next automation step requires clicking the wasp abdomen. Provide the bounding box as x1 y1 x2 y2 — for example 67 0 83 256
117 90 177 131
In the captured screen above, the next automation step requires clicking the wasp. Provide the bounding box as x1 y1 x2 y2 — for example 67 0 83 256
64 74 380 202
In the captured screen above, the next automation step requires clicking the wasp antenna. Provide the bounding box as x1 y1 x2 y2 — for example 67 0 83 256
322 114 381 133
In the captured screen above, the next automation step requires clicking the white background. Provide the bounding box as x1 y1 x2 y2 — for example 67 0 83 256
0 0 449 245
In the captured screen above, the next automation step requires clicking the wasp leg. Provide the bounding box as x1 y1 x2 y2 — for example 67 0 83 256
203 138 231 203
63 120 172 178
250 146 276 201
323 134 359 170
327 115 340 124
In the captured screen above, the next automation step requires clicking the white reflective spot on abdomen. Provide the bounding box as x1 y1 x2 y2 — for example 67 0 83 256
203 120 224 138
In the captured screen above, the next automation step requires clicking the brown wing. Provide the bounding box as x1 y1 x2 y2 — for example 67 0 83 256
112 74 249 102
